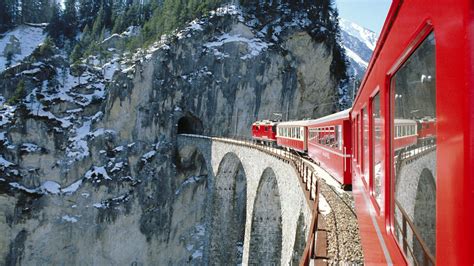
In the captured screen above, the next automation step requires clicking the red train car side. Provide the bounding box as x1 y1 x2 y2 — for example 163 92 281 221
350 0 474 265
393 119 417 151
276 121 309 153
306 109 352 187
417 118 436 140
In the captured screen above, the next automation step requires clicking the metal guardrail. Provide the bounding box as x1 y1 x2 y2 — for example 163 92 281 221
178 134 327 265
394 200 435 266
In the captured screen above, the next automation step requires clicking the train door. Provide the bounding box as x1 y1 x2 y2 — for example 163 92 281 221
343 119 352 186
389 31 437 265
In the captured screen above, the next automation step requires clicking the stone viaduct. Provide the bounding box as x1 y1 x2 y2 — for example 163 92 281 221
177 134 313 265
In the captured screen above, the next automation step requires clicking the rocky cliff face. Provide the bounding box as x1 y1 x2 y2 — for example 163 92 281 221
0 5 344 264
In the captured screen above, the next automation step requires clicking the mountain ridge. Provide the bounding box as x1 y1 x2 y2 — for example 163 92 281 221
339 18 377 81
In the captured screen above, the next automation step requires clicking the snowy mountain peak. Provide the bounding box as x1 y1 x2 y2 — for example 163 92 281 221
339 18 378 51
339 18 379 81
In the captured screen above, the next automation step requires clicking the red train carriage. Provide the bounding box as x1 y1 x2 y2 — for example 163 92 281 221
393 119 417 151
350 0 474 265
306 109 352 187
417 118 436 140
276 120 309 153
251 120 278 144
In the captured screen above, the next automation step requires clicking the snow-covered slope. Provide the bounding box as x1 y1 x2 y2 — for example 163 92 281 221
339 18 378 79
0 25 46 71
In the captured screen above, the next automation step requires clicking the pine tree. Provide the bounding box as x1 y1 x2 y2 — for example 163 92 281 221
7 80 26 105
91 7 105 38
46 3 64 42
38 36 54 57
0 0 13 33
79 0 102 29
81 25 92 45
63 0 78 39
70 44 82 63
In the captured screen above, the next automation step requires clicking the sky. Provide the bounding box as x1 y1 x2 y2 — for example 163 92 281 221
336 0 392 35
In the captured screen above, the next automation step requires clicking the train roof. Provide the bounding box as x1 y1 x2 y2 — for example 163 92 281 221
394 118 417 125
305 108 351 125
252 120 278 126
277 108 351 127
277 119 317 127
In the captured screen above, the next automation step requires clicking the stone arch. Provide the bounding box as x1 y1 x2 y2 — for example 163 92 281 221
249 167 282 265
291 212 307 265
177 113 203 134
209 152 247 264
413 168 436 263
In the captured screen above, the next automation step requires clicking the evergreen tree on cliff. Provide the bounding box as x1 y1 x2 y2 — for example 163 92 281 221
0 0 15 33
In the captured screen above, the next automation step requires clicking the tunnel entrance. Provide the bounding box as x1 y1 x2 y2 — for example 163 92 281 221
413 168 436 263
209 152 247 265
177 114 204 135
249 167 282 264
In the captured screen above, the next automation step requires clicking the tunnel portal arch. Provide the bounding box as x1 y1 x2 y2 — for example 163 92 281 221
177 113 204 135
249 167 283 265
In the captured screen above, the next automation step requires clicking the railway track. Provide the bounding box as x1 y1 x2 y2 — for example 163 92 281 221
301 157 364 265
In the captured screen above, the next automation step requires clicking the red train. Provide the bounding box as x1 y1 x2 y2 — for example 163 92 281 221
251 113 421 188
251 0 474 264
305 109 352 187
273 111 353 187
350 0 473 264
251 120 278 144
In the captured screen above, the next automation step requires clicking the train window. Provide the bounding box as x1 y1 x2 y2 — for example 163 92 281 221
362 107 369 184
337 125 342 150
391 32 436 265
356 115 359 163
356 114 360 164
359 109 364 166
372 92 383 207
353 118 357 161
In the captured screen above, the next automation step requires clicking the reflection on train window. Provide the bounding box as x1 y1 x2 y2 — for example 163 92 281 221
356 115 359 164
337 125 343 151
392 32 436 265
372 92 383 208
361 107 368 184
